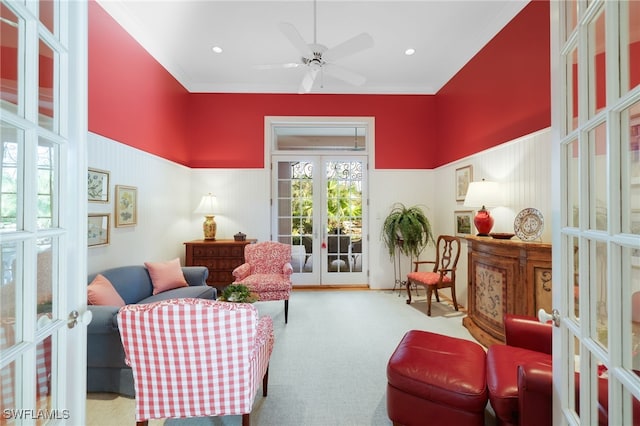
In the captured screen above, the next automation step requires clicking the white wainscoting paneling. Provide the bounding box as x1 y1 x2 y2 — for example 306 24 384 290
87 133 192 274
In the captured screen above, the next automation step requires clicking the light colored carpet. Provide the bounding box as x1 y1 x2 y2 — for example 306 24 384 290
86 289 495 425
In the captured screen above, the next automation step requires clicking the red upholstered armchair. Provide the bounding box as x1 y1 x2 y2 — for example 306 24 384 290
117 298 274 426
233 241 293 323
489 314 640 426
486 314 553 426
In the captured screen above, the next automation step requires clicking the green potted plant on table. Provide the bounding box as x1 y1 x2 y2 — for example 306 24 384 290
218 284 258 303
382 203 435 260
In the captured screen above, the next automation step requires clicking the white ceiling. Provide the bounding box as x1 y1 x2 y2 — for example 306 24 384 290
97 0 530 95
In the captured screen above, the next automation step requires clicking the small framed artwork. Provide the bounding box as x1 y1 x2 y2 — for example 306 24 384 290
87 168 109 203
115 185 137 227
454 210 474 237
88 214 110 247
455 165 473 201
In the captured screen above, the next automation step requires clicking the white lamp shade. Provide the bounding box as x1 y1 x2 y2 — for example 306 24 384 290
463 181 502 208
194 193 217 214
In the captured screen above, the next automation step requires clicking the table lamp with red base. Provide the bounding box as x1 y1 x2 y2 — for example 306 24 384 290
463 180 501 236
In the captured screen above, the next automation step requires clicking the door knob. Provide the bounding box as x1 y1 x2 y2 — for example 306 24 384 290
538 308 560 327
67 310 93 329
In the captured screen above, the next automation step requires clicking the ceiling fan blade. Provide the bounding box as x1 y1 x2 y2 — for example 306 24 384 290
323 32 374 62
298 68 319 94
278 22 313 58
323 63 366 86
254 62 301 70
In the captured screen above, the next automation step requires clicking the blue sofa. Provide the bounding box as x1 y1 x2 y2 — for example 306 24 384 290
86 265 216 396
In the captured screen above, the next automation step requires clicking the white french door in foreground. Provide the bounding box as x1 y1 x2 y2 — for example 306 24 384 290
1 1 88 424
273 156 367 286
551 1 640 424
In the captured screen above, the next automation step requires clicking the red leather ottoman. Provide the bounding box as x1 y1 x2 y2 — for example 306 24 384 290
386 330 488 426
486 344 552 426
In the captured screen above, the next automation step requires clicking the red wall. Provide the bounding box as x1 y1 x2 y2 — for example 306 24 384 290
188 93 436 168
88 1 191 165
435 0 551 167
88 0 551 169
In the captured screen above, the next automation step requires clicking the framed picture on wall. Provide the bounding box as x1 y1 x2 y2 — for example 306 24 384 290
88 168 109 203
455 165 473 201
454 210 474 237
88 214 110 247
115 185 137 227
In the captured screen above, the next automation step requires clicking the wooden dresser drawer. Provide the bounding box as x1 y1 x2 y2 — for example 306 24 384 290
191 245 245 258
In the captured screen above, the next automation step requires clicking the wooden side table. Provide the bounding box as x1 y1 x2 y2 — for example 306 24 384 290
184 239 256 292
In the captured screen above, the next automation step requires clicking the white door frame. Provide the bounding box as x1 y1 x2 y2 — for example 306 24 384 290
266 116 373 286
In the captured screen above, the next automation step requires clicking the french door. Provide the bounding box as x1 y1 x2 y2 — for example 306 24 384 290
1 1 88 424
551 1 640 424
273 156 367 286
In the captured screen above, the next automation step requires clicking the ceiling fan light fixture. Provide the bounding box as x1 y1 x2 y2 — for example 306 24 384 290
212 46 223 54
272 0 374 94
404 48 416 56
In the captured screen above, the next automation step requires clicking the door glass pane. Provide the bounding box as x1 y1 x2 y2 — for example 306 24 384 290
37 138 57 229
325 161 362 273
1 242 19 332
594 240 608 349
626 101 640 235
37 238 54 318
275 126 366 151
571 335 581 420
564 0 578 40
590 122 607 231
35 335 53 424
0 361 18 420
629 247 640 370
593 353 608 424
571 236 580 319
1 4 20 113
589 9 606 116
625 387 640 426
38 38 55 132
567 139 580 227
567 46 579 133
278 161 313 274
1 123 22 232
39 0 54 34
627 0 640 92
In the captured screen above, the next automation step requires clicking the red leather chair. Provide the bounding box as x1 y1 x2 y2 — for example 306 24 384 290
487 315 640 426
515 346 640 426
486 314 552 426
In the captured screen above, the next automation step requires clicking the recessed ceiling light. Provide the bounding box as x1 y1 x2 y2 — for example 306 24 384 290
212 46 223 54
405 48 416 56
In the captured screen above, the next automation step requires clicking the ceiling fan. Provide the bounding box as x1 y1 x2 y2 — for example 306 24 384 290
262 1 374 93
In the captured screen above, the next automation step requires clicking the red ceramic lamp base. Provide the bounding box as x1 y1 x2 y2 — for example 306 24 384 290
474 208 494 236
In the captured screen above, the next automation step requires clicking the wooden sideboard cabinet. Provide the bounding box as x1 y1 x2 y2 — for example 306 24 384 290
184 239 256 291
462 236 552 347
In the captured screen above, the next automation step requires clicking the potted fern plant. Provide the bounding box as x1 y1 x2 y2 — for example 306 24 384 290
218 284 258 303
382 203 435 260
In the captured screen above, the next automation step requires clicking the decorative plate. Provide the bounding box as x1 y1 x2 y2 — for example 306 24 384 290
514 208 544 241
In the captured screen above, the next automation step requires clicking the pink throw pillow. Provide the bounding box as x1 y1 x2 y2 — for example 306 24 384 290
87 274 125 306
145 258 188 295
